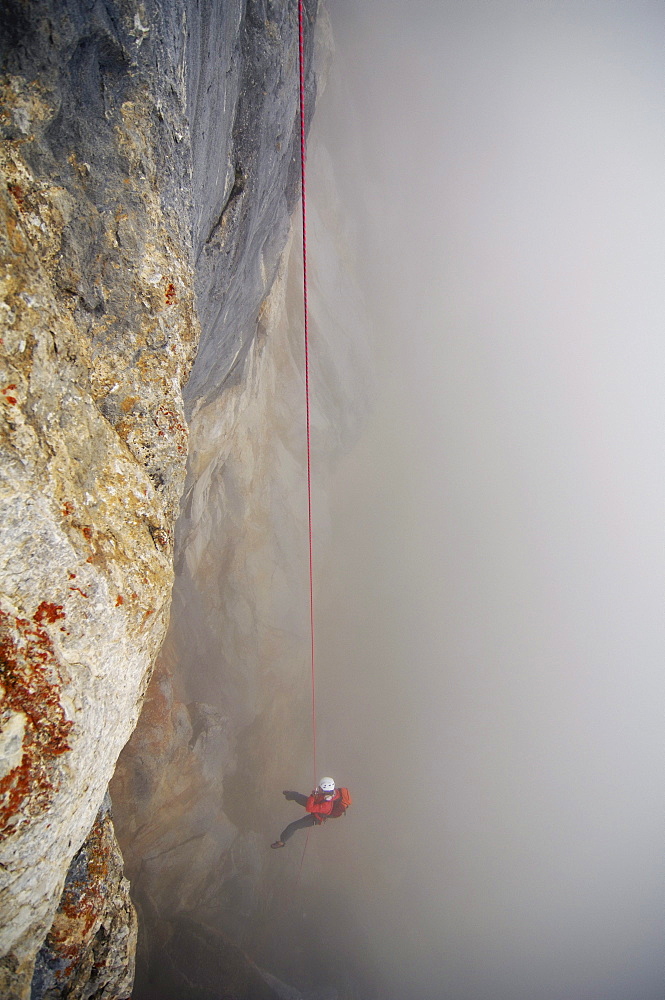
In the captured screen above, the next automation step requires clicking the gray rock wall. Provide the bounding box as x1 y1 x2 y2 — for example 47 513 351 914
185 0 318 412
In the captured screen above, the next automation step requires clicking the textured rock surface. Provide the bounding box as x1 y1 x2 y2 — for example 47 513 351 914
30 795 137 1000
0 2 198 993
183 0 319 414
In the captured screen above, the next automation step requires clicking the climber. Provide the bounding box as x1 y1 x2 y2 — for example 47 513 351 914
271 777 351 848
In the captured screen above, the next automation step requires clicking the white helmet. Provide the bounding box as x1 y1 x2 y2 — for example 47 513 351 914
319 777 335 792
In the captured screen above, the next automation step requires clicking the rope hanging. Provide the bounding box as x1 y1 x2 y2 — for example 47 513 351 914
297 0 317 790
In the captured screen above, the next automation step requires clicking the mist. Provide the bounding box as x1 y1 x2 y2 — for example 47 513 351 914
302 2 665 998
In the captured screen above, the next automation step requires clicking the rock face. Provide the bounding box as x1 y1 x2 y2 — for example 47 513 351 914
0 2 197 994
109 244 317 991
30 795 137 1000
0 0 321 996
110 90 372 998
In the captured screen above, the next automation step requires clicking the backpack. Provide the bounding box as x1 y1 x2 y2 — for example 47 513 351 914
330 787 352 818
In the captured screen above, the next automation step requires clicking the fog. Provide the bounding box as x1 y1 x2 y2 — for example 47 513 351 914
302 2 665 998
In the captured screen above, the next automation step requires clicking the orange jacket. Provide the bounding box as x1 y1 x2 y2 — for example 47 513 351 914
305 788 342 823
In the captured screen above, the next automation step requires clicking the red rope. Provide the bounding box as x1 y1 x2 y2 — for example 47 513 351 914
298 0 317 790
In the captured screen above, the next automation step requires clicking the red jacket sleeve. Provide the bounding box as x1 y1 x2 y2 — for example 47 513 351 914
306 791 339 818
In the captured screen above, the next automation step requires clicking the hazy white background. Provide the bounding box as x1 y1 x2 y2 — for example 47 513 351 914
305 2 665 998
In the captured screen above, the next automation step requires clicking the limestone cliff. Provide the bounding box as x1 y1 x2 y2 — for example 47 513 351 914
109 134 371 1000
0 1 323 996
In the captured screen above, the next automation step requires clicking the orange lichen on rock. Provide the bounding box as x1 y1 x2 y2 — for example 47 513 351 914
33 803 137 998
154 404 187 454
57 817 110 939
2 384 18 405
34 601 66 625
0 609 73 839
7 184 25 210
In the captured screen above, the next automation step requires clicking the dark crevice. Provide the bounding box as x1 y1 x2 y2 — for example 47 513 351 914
202 163 246 250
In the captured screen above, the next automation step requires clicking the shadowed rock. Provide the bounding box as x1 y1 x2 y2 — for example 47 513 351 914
31 796 137 1000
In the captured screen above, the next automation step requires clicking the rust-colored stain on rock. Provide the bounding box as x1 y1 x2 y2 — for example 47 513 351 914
120 395 139 414
2 384 18 405
35 804 137 995
42 815 111 977
58 821 110 939
34 601 66 625
0 609 73 839
154 404 187 454
7 183 25 210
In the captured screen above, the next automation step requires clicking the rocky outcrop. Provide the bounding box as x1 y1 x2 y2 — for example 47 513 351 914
184 0 317 413
0 2 197 993
0 0 321 996
30 795 137 1000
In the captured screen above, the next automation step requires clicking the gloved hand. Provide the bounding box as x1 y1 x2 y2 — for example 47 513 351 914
282 790 296 801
